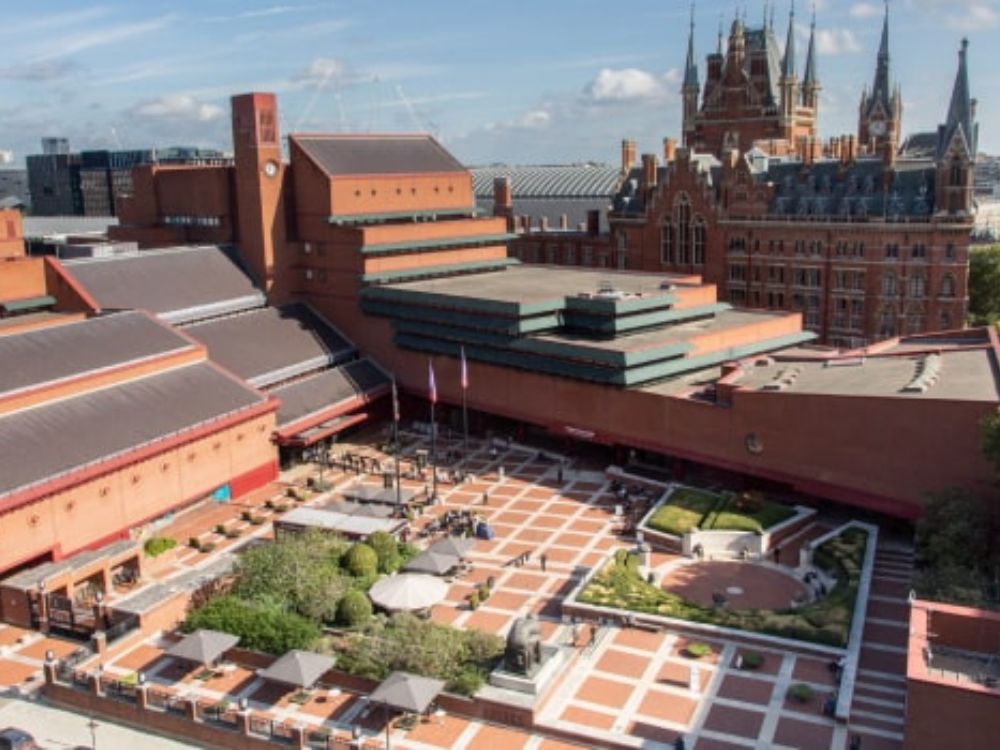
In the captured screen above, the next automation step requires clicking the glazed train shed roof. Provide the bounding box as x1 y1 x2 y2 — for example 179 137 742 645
472 165 620 198
0 362 266 499
61 245 265 324
293 134 466 176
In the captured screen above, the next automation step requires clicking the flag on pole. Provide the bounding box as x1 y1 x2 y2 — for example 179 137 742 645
428 361 437 404
391 377 400 423
460 346 469 390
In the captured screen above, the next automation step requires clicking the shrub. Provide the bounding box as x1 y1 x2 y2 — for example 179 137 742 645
143 537 176 558
787 683 814 703
183 595 320 654
343 543 379 578
740 651 764 670
215 524 226 534
468 593 480 610
188 536 201 549
369 531 402 574
477 584 490 601
685 642 713 659
337 591 373 628
241 510 253 522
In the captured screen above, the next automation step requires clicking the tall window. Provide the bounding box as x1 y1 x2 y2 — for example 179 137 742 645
879 307 896 338
660 221 674 264
939 309 952 330
951 160 963 186
882 272 897 296
940 274 956 298
693 219 706 266
676 194 691 264
910 273 927 299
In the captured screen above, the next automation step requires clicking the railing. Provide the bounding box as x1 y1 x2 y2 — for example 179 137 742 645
105 612 140 644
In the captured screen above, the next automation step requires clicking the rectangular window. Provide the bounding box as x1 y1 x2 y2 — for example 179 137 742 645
729 264 747 282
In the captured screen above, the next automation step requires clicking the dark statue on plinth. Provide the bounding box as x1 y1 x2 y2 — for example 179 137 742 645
505 614 542 675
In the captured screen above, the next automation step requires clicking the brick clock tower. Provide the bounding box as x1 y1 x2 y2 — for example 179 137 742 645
231 92 286 295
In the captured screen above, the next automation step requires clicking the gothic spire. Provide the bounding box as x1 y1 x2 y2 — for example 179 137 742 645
782 1 796 79
684 4 699 90
717 14 724 55
803 6 818 87
871 0 892 110
938 38 977 158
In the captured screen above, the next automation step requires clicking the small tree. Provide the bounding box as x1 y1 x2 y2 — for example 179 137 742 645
337 591 373 628
343 543 379 578
368 531 402 574
968 245 1000 325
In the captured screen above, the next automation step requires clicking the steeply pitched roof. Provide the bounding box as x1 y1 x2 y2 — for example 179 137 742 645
182 303 354 388
272 359 389 428
0 362 266 499
782 8 796 79
938 39 977 159
293 134 466 177
0 311 193 398
62 245 265 324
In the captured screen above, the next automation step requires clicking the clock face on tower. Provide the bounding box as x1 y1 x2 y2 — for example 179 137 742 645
263 160 278 178
869 120 887 137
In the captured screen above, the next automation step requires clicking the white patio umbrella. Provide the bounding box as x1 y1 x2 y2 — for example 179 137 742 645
368 574 448 612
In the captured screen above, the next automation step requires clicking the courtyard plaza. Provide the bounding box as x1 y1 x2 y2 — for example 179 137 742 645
1 428 914 749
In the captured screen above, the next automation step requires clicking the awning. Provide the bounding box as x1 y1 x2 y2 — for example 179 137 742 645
368 574 448 612
0 295 56 314
403 550 459 576
429 536 476 559
369 671 446 714
277 412 369 448
259 650 335 689
167 629 240 665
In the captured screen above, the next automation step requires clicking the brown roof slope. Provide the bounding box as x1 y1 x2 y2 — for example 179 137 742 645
0 362 265 498
0 311 193 397
182 304 355 387
61 246 265 323
273 359 388 427
293 135 466 176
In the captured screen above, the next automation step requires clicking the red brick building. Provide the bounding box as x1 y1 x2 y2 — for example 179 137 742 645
504 8 978 348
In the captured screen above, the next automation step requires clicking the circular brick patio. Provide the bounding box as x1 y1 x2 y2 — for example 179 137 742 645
662 560 808 610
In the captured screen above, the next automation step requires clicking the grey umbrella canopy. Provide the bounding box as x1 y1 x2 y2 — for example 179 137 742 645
429 536 475 558
368 574 448 612
403 550 459 576
369 671 446 714
258 650 335 689
166 630 240 665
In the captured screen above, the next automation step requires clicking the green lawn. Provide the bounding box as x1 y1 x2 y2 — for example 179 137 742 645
578 526 869 648
645 488 720 536
645 487 796 536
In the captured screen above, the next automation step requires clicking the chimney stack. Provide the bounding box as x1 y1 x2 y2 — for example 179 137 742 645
539 216 549 232
663 137 678 163
621 139 637 175
559 214 569 230
492 176 513 231
641 153 658 189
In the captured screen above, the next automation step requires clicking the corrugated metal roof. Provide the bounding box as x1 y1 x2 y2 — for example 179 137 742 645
471 165 620 199
62 245 266 323
0 362 265 498
293 134 465 176
0 311 193 398
272 359 388 427
182 303 354 388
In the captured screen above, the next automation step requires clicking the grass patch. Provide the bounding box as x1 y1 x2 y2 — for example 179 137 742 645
646 488 720 536
702 498 796 533
578 526 868 647
143 537 177 558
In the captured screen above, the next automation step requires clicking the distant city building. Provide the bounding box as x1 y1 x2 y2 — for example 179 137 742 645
0 169 29 210
40 137 69 156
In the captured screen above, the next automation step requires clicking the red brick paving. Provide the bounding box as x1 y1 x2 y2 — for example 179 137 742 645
575 675 634 708
505 572 551 591
559 704 617 731
613 627 664 652
628 720 682 745
636 689 698 724
717 674 775 705
731 648 782 675
403 713 470 748
663 561 807 610
484 590 531 611
694 737 752 750
702 705 766 739
773 716 834 749
18 636 80 660
792 657 837 686
464 609 512 634
0 658 38 687
0 626 31 647
859 647 906 674
595 648 650 679
468 722 532 749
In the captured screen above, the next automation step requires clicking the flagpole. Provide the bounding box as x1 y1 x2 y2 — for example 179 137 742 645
392 377 401 509
461 346 469 455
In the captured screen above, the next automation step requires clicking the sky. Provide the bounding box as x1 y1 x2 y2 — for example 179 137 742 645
0 0 995 168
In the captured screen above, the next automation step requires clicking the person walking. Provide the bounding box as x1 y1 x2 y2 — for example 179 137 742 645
540 553 547 572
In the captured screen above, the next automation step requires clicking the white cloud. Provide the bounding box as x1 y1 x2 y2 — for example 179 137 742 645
905 0 999 30
131 95 224 122
584 68 670 103
850 2 883 18
815 28 862 55
30 15 174 62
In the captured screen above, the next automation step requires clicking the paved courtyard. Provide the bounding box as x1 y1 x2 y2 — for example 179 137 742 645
1 428 913 749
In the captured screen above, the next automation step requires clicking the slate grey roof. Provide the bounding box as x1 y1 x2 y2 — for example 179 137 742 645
182 304 354 388
369 672 446 714
471 165 620 199
62 245 265 324
476 198 611 234
22 215 118 239
0 311 193 398
0 362 265 499
167 630 240 665
272 359 389 428
294 135 465 177
900 133 939 159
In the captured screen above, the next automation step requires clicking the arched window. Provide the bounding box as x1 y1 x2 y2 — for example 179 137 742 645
940 273 956 298
907 308 926 334
693 219 706 266
951 160 963 186
660 220 674 264
879 307 896 338
910 273 926 299
882 272 897 297
675 193 691 265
